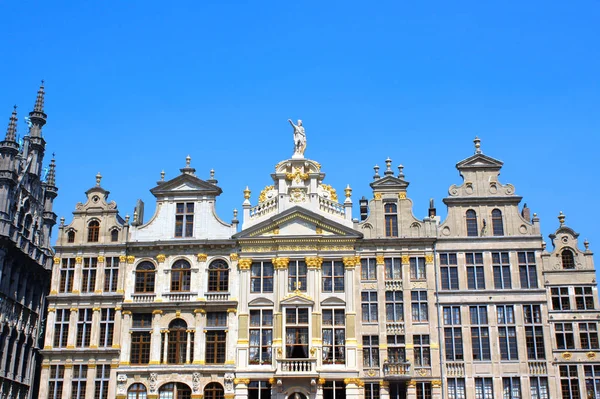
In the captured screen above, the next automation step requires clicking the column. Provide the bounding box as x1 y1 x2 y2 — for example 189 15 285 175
343 379 362 399
149 310 163 364
162 331 169 364
44 308 56 349
119 311 132 364
234 379 250 399
379 381 390 399
67 308 78 348
431 380 442 398
344 256 359 368
406 380 416 398
186 330 192 364
85 364 96 399
96 256 105 293
117 254 127 294
90 307 101 348
226 308 237 364
112 307 122 348
72 257 83 293
193 309 205 364
38 365 50 399
62 364 73 399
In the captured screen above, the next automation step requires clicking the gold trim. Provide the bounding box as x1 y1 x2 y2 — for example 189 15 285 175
97 255 105 263
119 255 127 262
230 253 239 261
197 253 208 262
156 254 166 263
238 258 252 270
306 257 323 269
272 257 290 269
126 256 135 264
75 256 83 264
398 192 407 200
53 257 60 264
425 254 434 264
152 310 163 315
227 308 237 314
374 193 382 200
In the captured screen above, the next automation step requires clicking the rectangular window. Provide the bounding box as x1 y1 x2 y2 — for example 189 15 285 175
575 287 595 310
207 312 228 327
384 257 402 280
385 291 404 322
250 261 274 293
130 331 151 364
560 365 580 399
248 381 272 399
323 381 346 399
53 309 70 348
414 334 430 367
530 377 549 399
387 335 406 362
551 287 571 310
288 260 307 291
249 310 273 365
440 253 459 290
363 336 379 367
206 330 226 364
81 257 98 293
361 291 378 323
585 365 600 399
77 309 93 347
524 304 545 360
99 308 115 348
416 382 432 399
132 313 153 328
518 251 538 289
502 377 521 399
365 383 380 399
556 323 575 350
103 257 119 292
59 258 75 293
475 378 494 399
322 309 345 364
497 305 518 360
285 308 309 358
580 323 599 350
492 252 511 289
48 365 64 399
71 364 87 399
175 202 194 237
411 290 428 322
94 365 110 399
447 378 466 399
466 253 485 290
410 257 426 280
443 306 463 361
470 305 490 360
322 260 345 292
361 258 377 281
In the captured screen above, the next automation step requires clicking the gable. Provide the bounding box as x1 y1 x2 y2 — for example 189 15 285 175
370 175 409 190
456 154 503 170
150 173 222 196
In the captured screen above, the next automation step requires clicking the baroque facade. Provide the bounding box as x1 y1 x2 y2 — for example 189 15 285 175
40 125 597 399
0 84 58 399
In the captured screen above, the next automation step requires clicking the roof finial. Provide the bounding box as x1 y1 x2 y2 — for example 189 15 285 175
558 211 565 226
96 172 102 186
207 168 218 185
384 157 393 176
34 80 45 113
373 164 380 180
4 105 17 142
46 157 56 186
186 155 191 167
474 136 481 154
398 164 405 179
210 169 215 179
160 170 165 181
243 186 251 200
584 239 590 251
345 184 352 198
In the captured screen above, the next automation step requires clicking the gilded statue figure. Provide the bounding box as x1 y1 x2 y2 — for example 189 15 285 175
288 119 306 157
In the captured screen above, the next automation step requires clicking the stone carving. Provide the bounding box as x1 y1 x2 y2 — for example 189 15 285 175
288 119 306 157
224 373 235 392
149 373 158 392
117 374 127 395
192 372 200 392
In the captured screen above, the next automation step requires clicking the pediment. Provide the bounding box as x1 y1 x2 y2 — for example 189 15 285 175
248 298 275 307
369 175 409 190
280 294 315 306
233 206 362 239
150 174 222 196
321 297 346 306
456 154 503 170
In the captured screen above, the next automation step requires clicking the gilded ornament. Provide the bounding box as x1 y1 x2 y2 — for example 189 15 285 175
227 308 237 313
126 256 135 264
425 254 434 264
562 352 573 360
343 256 357 268
75 256 83 264
175 310 181 317
318 378 326 386
374 193 382 200
310 347 317 357
243 186 251 200
156 254 166 263
379 381 389 388
258 185 275 203
268 378 276 385
238 258 252 270
344 185 352 198
272 227 280 235
319 184 338 201
234 378 250 385
376 255 385 265
152 310 163 315
272 257 290 269
587 352 597 359
197 253 208 262
407 380 417 387
401 255 410 264
316 227 323 234
431 380 442 388
53 257 60 265
398 192 407 200
305 257 323 269
194 309 206 314
229 253 239 261
97 255 105 263
286 167 309 182
119 255 127 262
122 311 132 315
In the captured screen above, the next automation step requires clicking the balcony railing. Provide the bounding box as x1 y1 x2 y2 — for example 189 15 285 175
528 361 547 375
131 293 156 303
163 292 196 302
382 361 412 379
276 358 317 375
445 362 465 376
385 280 403 291
386 322 405 334
205 292 231 301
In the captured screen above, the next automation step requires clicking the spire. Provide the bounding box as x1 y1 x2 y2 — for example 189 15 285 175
46 156 56 186
28 81 47 138
34 81 45 113
5 105 17 142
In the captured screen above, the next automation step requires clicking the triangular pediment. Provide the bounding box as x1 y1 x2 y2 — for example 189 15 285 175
150 173 222 196
456 154 503 170
280 293 315 306
369 175 410 190
233 206 362 239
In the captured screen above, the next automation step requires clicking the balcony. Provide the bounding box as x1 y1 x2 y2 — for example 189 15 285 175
276 358 317 376
205 292 230 301
131 293 156 303
528 361 547 375
382 361 412 379
163 292 197 302
386 322 405 334
385 280 403 291
445 362 465 377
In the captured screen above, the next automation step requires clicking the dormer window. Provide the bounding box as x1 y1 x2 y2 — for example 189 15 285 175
88 221 100 242
466 210 478 237
562 249 575 270
67 230 75 243
175 202 194 238
491 209 504 236
384 203 398 237
110 229 118 242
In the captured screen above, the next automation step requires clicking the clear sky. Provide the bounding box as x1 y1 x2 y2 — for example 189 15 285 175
1 2 599 257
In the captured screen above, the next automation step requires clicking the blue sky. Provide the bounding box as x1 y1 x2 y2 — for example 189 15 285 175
1 1 599 256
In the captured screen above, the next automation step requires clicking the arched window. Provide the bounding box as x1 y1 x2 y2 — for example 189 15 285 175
208 260 229 292
384 203 398 237
171 260 191 292
23 214 32 238
67 230 75 243
167 319 188 364
491 209 504 236
466 210 478 237
159 383 191 399
128 383 147 399
204 383 224 399
111 229 119 242
135 262 156 293
88 221 100 242
562 249 576 270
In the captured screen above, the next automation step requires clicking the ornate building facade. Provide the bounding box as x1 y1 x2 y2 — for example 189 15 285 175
0 84 58 399
40 124 597 399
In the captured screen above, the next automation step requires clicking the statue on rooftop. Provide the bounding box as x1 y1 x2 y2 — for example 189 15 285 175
288 119 306 158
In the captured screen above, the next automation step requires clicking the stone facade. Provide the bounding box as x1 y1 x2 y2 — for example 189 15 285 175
0 84 58 399
40 131 598 399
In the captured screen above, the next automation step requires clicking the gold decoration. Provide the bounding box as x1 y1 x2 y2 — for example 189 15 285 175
50 289 57 295
588 352 597 359
431 380 442 388
272 227 280 235
316 227 323 234
70 307 78 312
194 309 206 314
376 255 385 265
562 352 573 360
258 185 275 203
407 380 417 387
234 378 251 385
306 257 323 269
430 342 439 349
97 256 105 263
380 381 389 388
238 258 252 270
343 256 357 268
156 254 166 263
343 378 364 387
344 185 352 198
75 256 83 264
286 167 309 182
401 255 410 264
268 378 276 385
53 257 60 264
310 347 317 356
122 310 132 315
119 255 127 262
175 310 181 317
374 193 382 200
272 257 290 269
398 192 407 200
197 253 208 262
367 369 377 377
320 184 338 201
227 308 237 314
126 256 135 264
425 254 434 264
47 307 55 313
92 307 101 312
243 186 251 200
152 310 163 315
230 253 239 261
